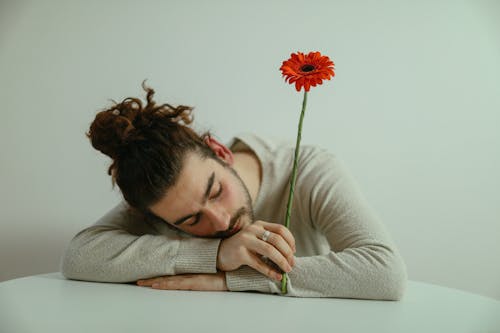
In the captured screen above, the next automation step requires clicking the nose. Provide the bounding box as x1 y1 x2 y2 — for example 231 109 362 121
203 204 231 232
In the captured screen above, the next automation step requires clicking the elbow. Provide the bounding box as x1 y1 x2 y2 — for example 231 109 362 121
363 244 407 300
60 240 101 282
380 251 408 301
384 270 407 301
60 239 134 284
60 245 84 281
59 229 113 282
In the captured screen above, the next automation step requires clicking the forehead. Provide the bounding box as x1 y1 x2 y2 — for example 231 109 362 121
149 151 217 220
175 152 214 191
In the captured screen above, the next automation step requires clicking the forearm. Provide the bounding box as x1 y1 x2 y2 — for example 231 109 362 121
60 226 221 283
225 244 407 300
287 245 406 299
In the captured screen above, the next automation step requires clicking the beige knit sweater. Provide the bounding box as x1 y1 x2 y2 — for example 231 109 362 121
61 133 407 299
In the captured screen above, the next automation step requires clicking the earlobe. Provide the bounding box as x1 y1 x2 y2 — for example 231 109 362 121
204 135 234 165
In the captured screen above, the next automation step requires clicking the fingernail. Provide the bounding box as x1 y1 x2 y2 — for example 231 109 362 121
276 273 282 281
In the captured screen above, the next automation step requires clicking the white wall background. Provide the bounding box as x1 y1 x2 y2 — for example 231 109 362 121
1 0 499 300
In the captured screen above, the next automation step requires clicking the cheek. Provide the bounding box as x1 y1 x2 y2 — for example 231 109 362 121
222 179 242 209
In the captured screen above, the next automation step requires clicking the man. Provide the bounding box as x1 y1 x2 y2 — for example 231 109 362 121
61 86 407 299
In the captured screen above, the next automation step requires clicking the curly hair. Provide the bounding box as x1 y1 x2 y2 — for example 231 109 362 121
86 80 215 213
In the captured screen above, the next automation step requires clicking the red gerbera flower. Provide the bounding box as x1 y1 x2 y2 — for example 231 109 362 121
280 51 335 92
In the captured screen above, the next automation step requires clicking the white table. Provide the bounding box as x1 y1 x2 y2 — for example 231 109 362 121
0 273 498 333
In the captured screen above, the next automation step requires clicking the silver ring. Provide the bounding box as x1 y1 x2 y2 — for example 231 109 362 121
261 230 271 242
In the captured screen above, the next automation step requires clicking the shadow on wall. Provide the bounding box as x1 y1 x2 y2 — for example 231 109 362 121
0 228 70 282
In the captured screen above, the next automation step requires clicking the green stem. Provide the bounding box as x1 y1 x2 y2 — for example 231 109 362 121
281 90 308 294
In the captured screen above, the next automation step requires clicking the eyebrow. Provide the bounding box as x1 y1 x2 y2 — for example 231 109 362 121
173 172 215 226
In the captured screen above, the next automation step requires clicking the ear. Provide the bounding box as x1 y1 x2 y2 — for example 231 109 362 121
203 135 234 165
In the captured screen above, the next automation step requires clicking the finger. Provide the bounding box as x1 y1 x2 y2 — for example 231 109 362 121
261 230 295 267
256 221 296 253
153 277 177 290
137 278 162 287
247 253 283 281
152 276 193 290
252 236 293 274
252 225 295 267
152 275 222 291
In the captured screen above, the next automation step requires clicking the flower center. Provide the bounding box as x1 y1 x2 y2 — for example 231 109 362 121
300 64 315 72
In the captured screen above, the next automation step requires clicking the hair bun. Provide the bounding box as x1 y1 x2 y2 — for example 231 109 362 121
86 82 194 160
86 104 139 159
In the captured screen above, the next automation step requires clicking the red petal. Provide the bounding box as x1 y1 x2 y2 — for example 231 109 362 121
304 82 310 91
293 81 300 91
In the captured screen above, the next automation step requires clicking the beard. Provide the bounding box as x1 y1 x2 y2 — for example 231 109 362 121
208 163 255 239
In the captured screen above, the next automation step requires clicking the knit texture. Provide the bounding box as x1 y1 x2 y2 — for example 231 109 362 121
61 133 407 299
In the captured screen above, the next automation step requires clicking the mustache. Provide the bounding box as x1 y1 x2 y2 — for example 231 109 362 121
211 207 249 239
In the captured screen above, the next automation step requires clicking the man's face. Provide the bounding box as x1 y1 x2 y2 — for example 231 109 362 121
149 151 255 238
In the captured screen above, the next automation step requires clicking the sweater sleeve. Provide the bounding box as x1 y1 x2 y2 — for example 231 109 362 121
60 201 220 283
226 150 407 300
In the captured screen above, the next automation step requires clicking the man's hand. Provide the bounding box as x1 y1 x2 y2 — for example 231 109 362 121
137 272 228 291
217 220 296 281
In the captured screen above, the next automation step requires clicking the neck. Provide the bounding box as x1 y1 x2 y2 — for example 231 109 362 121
231 150 262 205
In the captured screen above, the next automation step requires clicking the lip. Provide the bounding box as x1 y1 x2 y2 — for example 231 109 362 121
228 220 242 235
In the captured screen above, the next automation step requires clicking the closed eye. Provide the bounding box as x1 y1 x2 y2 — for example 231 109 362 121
188 214 201 226
188 182 223 227
211 182 223 200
